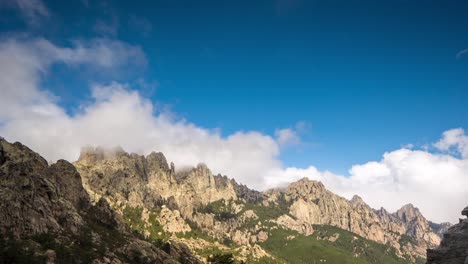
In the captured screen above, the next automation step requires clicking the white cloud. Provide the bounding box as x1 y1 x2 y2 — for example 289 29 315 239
34 38 147 68
275 128 300 147
434 128 468 158
0 36 467 224
0 36 146 121
267 148 468 223
0 36 280 190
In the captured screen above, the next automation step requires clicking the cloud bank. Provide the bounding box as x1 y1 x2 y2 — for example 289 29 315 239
0 36 467 224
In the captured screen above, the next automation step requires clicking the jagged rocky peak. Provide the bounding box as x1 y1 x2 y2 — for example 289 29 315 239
48 159 90 209
349 194 366 206
147 151 171 171
229 177 265 203
195 162 210 173
0 137 204 263
429 221 452 237
0 138 89 238
0 138 48 171
427 205 468 264
286 177 326 198
78 145 128 163
395 203 423 222
462 206 468 216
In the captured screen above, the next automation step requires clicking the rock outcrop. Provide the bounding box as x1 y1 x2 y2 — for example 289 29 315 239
1 139 451 263
0 138 201 264
0 139 88 238
275 177 441 259
426 206 468 264
75 147 238 219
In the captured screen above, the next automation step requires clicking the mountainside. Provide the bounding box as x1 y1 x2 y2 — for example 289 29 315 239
426 206 468 264
0 139 448 263
0 138 201 264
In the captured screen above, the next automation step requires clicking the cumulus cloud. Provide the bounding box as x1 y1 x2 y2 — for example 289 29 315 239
0 36 280 190
0 36 146 121
1 82 281 190
434 128 468 158
266 148 468 223
0 36 467 223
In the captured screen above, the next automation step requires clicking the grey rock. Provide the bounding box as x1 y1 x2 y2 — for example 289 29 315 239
426 206 468 264
462 206 468 217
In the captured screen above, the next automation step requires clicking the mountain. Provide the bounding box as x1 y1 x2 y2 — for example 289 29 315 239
0 138 200 264
427 206 468 264
0 138 448 263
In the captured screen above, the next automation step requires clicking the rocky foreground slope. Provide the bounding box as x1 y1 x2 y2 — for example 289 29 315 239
426 206 468 264
0 138 200 263
0 138 450 263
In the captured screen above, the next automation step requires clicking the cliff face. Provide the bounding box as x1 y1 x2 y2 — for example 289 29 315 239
0 140 89 239
73 147 444 262
0 138 201 264
0 140 450 263
74 147 238 220
267 178 441 259
426 206 468 264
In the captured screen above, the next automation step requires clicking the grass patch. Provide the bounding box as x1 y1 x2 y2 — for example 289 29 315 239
259 225 414 264
122 206 169 246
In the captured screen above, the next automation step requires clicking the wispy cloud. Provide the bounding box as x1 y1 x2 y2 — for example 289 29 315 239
456 48 468 60
2 0 49 25
275 127 301 147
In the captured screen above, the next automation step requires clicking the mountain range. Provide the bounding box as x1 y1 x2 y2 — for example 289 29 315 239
0 137 463 264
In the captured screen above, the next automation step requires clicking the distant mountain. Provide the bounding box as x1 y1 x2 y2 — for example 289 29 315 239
0 138 449 263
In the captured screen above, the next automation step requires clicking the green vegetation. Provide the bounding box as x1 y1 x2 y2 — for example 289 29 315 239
259 225 413 264
0 235 44 264
175 218 218 244
194 199 421 264
199 199 237 220
30 231 97 264
122 206 169 246
398 234 417 246
207 253 235 264
242 202 287 222
242 194 291 221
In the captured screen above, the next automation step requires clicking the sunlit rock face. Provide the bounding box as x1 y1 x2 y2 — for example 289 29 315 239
278 177 441 259
3 138 447 263
76 143 444 261
0 138 202 264
75 147 238 220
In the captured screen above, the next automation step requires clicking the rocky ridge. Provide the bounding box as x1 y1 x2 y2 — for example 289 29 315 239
0 138 201 264
426 206 468 264
0 139 451 263
267 178 441 259
74 146 444 262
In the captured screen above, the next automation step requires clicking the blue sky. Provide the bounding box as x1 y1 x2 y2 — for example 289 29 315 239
2 0 467 173
1 0 468 222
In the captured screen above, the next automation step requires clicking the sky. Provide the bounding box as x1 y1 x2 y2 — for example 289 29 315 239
0 0 467 223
